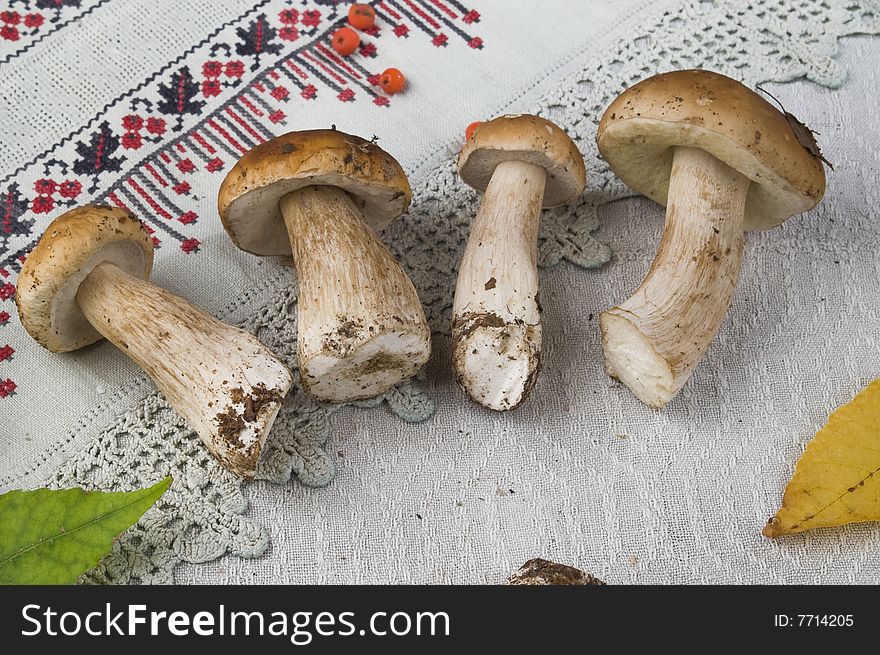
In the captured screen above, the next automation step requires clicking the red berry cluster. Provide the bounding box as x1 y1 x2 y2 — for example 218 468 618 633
330 4 406 97
0 10 44 42
121 114 167 150
31 178 82 214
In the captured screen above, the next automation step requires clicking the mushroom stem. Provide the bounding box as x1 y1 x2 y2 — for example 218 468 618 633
279 185 430 402
452 159 547 410
75 262 291 478
600 146 749 408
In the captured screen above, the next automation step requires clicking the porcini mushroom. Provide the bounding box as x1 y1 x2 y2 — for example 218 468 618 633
218 130 430 403
15 205 292 478
597 70 826 408
453 115 586 410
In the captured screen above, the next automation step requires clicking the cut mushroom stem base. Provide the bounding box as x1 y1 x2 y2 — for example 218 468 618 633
452 159 546 411
600 146 749 408
279 185 430 403
76 262 292 478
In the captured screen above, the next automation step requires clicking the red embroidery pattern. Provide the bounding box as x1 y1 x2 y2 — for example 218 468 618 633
0 378 15 398
0 268 9 398
0 262 10 396
1 7 47 43
0 0 101 65
2 0 482 264
0 0 484 399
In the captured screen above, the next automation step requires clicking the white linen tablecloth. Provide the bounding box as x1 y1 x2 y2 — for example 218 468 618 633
2 0 879 584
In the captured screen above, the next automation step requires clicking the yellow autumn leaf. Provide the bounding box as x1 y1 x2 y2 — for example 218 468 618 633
764 378 880 538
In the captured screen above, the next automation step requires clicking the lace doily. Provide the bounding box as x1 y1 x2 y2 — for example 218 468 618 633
45 0 880 583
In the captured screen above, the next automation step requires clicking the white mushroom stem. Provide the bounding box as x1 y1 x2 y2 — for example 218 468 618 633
600 146 750 408
75 262 291 478
452 159 547 411
279 185 430 403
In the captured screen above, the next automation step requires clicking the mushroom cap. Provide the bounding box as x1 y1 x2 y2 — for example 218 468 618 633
458 114 586 207
596 69 826 230
218 129 412 257
15 205 154 353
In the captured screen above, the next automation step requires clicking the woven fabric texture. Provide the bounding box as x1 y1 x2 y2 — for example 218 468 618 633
2 0 879 583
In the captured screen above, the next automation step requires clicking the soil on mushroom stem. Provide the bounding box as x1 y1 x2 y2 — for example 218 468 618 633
335 318 364 340
321 318 367 356
350 351 411 377
215 383 283 449
451 311 508 342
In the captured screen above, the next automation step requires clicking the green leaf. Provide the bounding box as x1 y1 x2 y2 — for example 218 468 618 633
0 477 172 585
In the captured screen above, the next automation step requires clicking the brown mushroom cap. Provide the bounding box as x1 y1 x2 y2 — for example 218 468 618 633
218 130 412 257
596 69 826 230
457 114 586 207
15 205 154 353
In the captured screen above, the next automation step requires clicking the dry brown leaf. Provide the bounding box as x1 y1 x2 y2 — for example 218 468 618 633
756 86 833 168
764 379 880 537
507 558 605 585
